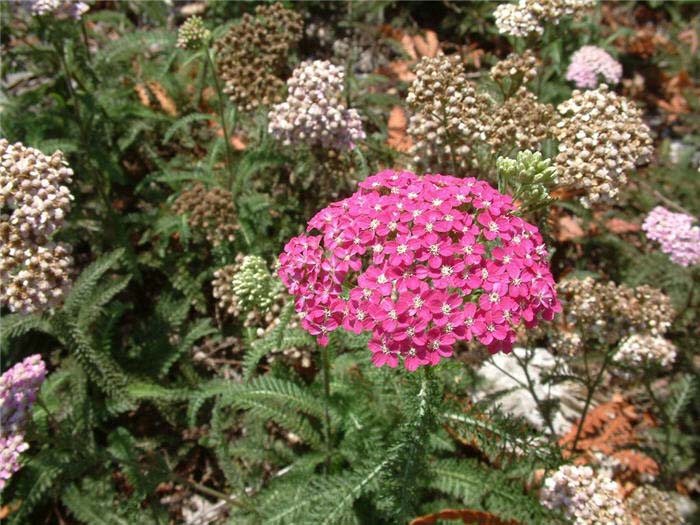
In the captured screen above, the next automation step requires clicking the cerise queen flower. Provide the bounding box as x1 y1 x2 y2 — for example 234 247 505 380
278 170 560 371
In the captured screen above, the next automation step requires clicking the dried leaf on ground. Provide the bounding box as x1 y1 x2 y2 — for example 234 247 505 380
410 509 521 525
555 216 585 242
146 81 178 116
387 105 412 152
605 218 640 234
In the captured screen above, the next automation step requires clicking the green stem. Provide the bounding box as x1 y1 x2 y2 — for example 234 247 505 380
321 342 332 474
570 350 610 452
80 18 92 64
52 41 112 215
513 350 558 436
642 378 672 471
204 47 236 192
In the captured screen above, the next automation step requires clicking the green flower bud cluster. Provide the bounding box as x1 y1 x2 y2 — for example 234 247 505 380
213 255 279 318
496 150 558 212
176 16 211 50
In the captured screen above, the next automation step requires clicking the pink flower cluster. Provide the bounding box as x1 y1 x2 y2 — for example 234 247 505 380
278 170 560 371
642 206 700 267
0 354 46 490
565 46 622 89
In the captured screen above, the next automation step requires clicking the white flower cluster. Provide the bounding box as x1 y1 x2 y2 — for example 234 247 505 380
1 139 74 314
494 0 595 37
540 465 629 525
25 0 89 19
614 334 677 370
554 85 653 206
494 3 543 37
268 60 365 150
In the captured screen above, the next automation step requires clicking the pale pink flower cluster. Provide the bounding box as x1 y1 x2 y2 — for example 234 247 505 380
0 354 46 490
642 206 700 267
278 170 560 370
540 465 629 525
566 46 623 89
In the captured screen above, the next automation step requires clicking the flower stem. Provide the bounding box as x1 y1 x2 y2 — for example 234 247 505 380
321 342 332 474
513 349 558 436
570 349 610 452
204 47 236 192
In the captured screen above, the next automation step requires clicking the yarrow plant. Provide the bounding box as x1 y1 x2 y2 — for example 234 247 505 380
642 206 700 267
278 170 560 370
0 354 46 490
566 46 623 89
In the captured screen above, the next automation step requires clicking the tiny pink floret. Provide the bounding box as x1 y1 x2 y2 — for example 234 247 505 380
278 171 561 371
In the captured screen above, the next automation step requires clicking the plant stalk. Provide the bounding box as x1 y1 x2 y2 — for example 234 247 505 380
204 47 236 192
321 342 333 474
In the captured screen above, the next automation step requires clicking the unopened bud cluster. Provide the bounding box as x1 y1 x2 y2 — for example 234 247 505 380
1 355 46 490
554 85 652 206
176 16 210 50
1 139 74 313
25 0 89 19
566 46 623 89
613 333 677 370
485 88 555 152
406 55 489 173
171 182 236 247
212 255 278 318
215 3 302 111
494 0 595 37
497 150 558 208
625 485 684 525
554 277 674 353
540 465 629 525
268 60 365 150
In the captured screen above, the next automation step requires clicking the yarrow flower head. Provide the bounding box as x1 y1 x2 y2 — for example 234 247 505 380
176 16 211 50
613 333 677 370
540 465 629 525
24 0 89 19
212 254 279 318
268 60 365 150
1 139 74 314
625 485 684 525
566 46 623 89
642 206 700 267
554 85 652 206
278 170 560 371
494 0 595 37
1 354 46 490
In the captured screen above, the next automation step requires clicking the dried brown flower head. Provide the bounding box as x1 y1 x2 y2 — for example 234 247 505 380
171 182 237 247
485 87 555 152
214 3 302 111
555 277 674 352
406 55 490 173
625 485 683 525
